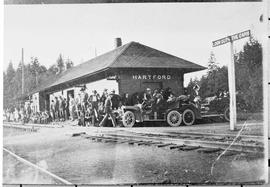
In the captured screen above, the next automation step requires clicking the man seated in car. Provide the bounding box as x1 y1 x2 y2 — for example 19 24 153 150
152 88 164 111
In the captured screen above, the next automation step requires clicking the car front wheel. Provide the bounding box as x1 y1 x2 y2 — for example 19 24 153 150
167 110 182 127
122 111 136 128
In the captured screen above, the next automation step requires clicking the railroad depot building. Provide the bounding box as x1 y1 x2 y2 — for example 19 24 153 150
27 40 205 112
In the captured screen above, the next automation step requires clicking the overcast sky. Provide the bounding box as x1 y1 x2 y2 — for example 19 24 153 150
4 2 264 85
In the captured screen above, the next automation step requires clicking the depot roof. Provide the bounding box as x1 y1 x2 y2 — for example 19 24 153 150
34 41 206 93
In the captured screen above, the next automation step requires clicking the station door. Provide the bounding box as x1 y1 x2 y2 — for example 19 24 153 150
141 82 163 92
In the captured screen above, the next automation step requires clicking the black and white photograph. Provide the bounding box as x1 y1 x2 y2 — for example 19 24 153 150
2 0 268 186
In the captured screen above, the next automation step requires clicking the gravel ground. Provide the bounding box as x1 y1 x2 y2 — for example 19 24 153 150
3 151 61 184
3 126 266 185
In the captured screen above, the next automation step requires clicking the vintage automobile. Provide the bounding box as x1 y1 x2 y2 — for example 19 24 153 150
120 95 202 128
116 89 248 128
200 96 230 122
200 93 248 122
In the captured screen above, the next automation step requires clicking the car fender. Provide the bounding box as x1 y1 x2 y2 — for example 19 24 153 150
122 106 143 122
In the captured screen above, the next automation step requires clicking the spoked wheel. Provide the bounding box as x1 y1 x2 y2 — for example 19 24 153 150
167 110 182 127
224 107 230 122
182 109 195 126
122 111 136 128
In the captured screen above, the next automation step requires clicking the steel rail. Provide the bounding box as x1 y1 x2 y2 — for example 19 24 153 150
82 133 264 153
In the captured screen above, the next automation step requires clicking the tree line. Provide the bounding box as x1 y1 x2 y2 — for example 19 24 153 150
187 38 263 112
3 54 74 110
4 39 263 112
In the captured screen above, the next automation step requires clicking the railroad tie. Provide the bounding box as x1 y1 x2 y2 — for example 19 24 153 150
223 151 239 156
117 140 132 143
169 145 186 149
137 141 153 146
192 136 203 139
179 145 201 151
72 132 86 137
85 136 100 141
212 137 226 141
88 137 96 140
96 138 103 142
83 135 93 139
103 139 118 143
128 140 145 145
156 143 175 148
146 142 162 145
197 148 222 154
178 136 191 139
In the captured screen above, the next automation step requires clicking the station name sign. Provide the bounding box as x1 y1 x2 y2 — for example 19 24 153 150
212 30 250 47
132 74 171 80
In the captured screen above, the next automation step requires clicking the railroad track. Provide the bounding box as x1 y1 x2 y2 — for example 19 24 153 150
79 132 264 154
128 131 264 145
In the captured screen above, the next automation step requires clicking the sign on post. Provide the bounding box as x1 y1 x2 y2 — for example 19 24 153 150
212 30 250 47
212 36 231 47
231 30 251 42
212 30 250 131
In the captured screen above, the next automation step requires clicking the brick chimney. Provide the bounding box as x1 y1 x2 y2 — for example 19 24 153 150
114 38 122 48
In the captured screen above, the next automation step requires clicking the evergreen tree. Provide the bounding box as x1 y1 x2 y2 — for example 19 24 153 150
56 54 65 74
186 39 262 112
30 57 40 87
3 55 75 110
207 52 218 73
4 61 16 109
235 39 262 111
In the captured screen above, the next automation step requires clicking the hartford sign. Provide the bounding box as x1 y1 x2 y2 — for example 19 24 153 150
132 74 171 80
212 30 250 47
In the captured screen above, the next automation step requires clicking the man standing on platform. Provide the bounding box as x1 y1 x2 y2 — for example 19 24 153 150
50 99 55 121
55 97 60 121
99 91 117 127
59 96 64 121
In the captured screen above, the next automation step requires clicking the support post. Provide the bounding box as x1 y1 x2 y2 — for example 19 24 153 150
228 38 237 131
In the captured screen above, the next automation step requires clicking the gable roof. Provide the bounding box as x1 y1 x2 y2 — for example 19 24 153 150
49 42 130 88
28 41 206 95
48 42 205 89
111 42 205 70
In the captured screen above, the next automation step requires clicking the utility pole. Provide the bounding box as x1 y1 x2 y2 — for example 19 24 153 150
228 38 237 131
21 48 24 95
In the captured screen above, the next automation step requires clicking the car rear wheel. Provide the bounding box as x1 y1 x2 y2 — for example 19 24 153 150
182 109 195 126
224 107 230 122
122 111 136 128
167 110 182 127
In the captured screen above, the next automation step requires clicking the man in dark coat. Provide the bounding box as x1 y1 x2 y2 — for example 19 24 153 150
54 97 60 121
99 93 117 127
59 96 64 121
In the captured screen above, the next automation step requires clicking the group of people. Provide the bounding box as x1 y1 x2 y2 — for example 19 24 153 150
3 103 51 124
3 86 182 127
49 87 122 127
47 86 177 127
